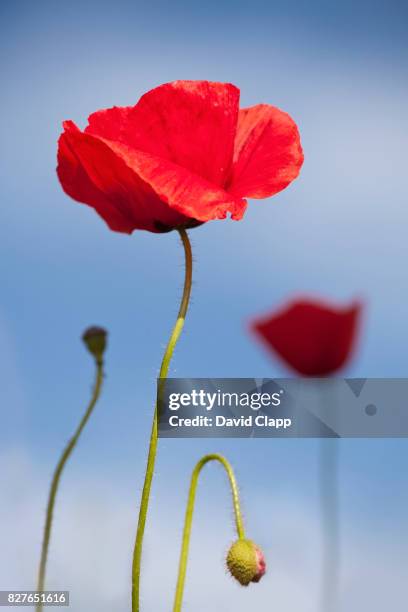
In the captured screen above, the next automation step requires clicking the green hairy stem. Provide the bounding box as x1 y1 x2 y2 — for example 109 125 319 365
36 358 104 612
131 228 193 612
173 453 245 612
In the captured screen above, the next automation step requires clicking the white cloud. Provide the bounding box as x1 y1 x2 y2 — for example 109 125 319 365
0 447 406 611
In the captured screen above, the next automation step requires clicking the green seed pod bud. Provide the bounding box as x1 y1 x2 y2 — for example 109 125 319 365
226 539 266 586
82 326 107 362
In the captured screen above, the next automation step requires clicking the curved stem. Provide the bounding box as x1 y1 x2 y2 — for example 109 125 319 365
131 228 193 612
173 453 245 612
36 358 104 612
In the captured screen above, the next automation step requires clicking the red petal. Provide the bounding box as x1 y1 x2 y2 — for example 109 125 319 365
229 104 304 199
57 121 246 232
57 121 192 233
96 136 247 222
85 80 240 187
251 299 361 376
57 123 135 233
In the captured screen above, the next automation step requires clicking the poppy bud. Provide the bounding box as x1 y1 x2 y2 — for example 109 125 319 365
226 539 266 586
82 326 107 362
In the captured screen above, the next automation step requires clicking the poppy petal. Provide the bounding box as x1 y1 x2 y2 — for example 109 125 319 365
85 80 240 187
57 121 193 233
58 121 247 232
57 123 136 233
96 136 247 223
251 299 361 376
229 104 304 199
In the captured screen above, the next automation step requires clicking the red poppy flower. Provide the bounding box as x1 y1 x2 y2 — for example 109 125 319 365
251 298 362 376
57 80 303 234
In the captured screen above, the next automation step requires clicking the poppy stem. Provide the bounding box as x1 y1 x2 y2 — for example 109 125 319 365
131 228 193 612
173 454 245 612
36 357 104 612
320 438 340 612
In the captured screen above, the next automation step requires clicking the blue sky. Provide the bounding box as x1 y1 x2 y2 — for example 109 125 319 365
1 1 407 610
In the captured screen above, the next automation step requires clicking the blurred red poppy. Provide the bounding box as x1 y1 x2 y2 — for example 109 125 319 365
57 80 303 234
251 299 362 376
